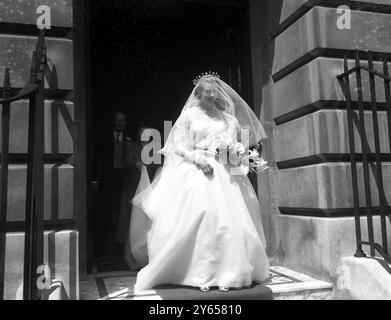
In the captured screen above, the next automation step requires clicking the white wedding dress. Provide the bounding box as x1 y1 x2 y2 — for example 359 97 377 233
124 164 152 270
134 106 270 291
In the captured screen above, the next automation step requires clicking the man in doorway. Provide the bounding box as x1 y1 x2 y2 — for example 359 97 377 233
92 112 135 260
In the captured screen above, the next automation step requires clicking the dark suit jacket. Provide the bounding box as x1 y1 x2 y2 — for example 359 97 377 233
123 140 142 188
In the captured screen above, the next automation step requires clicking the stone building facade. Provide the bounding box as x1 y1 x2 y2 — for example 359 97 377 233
0 0 390 299
258 0 391 283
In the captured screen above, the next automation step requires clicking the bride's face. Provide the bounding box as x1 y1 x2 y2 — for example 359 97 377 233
200 83 218 107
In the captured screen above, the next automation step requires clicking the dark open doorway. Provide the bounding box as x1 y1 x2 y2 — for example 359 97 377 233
87 0 252 273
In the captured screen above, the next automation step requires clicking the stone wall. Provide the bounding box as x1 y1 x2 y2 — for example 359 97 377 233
260 0 391 281
0 0 77 299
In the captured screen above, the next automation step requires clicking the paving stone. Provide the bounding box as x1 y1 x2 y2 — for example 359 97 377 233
274 110 391 162
3 230 79 300
0 35 73 90
0 99 74 154
0 0 73 28
7 164 74 222
266 265 333 300
273 6 391 76
79 279 101 300
277 163 391 209
272 57 391 120
275 215 391 282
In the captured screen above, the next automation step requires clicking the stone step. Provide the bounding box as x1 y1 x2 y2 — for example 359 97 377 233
79 265 334 300
266 266 333 300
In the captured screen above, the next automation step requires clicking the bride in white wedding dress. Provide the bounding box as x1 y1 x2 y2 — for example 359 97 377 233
133 73 270 293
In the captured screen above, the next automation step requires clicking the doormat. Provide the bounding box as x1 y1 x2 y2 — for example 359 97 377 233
154 283 273 300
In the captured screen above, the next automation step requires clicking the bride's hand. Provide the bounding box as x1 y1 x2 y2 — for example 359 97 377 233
196 158 214 177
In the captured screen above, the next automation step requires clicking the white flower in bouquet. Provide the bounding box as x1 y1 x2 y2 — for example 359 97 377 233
250 157 269 173
239 149 269 174
247 149 260 161
228 142 246 165
211 133 235 153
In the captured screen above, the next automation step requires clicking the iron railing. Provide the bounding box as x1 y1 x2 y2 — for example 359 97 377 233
0 29 46 300
337 49 391 265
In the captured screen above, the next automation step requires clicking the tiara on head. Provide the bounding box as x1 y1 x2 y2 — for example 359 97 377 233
193 71 221 86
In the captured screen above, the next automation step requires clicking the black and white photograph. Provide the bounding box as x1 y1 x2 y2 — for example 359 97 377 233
0 0 390 304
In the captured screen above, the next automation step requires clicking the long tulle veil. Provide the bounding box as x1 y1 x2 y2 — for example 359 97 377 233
160 76 267 165
129 75 268 265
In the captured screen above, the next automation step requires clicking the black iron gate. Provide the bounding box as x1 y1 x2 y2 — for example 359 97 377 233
338 50 391 265
0 30 46 300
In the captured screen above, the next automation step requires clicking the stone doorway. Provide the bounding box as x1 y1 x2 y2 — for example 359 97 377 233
86 0 253 273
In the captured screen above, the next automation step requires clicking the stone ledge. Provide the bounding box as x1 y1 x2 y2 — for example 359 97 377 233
0 100 74 154
0 35 73 90
274 110 390 163
272 57 391 120
335 256 391 299
4 230 79 300
277 163 391 209
273 6 391 77
274 215 391 282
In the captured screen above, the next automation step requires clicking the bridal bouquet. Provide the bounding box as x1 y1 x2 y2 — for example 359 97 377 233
209 133 235 154
211 134 269 174
240 149 269 174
